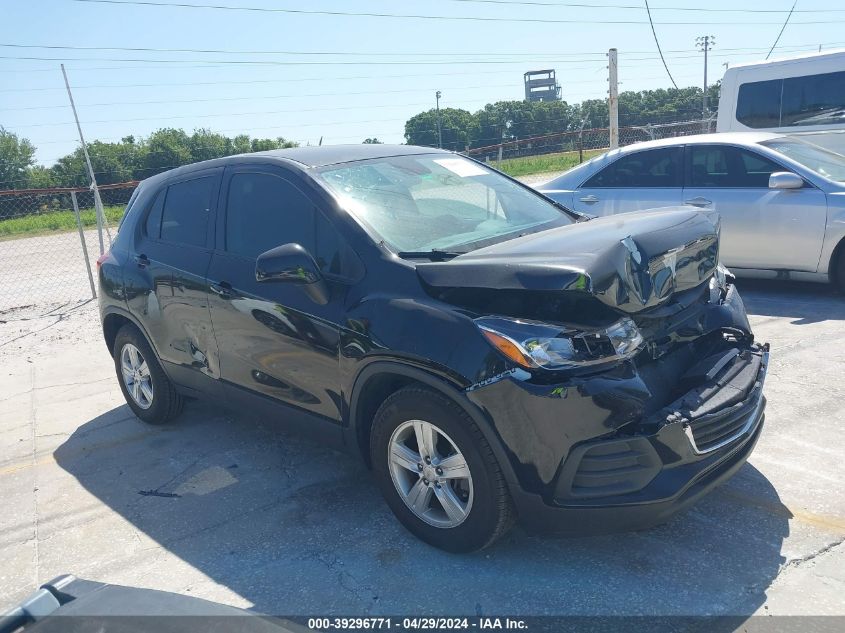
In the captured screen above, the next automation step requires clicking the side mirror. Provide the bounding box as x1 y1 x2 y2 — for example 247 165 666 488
255 243 329 305
769 171 804 190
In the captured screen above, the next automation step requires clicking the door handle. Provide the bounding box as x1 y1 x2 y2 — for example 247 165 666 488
134 254 150 268
684 197 712 207
209 281 234 299
579 194 599 204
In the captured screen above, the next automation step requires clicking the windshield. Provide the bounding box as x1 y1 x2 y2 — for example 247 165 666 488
760 137 845 183
315 154 573 254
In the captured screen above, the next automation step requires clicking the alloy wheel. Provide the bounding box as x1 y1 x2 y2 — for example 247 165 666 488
120 343 154 410
388 419 474 528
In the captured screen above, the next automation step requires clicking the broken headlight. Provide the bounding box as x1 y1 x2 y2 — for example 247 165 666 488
475 316 643 370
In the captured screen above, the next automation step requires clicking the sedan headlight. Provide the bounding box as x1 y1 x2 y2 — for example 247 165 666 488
475 316 644 371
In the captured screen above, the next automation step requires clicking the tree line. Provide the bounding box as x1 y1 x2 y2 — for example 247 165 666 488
404 85 720 151
1 84 718 190
0 127 298 190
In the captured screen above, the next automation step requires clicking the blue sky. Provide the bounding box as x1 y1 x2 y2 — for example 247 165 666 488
1 0 843 167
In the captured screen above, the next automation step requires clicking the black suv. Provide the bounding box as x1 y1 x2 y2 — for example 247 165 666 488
99 145 768 552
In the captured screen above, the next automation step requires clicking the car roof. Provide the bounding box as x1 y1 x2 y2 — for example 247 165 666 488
607 132 784 153
250 143 450 167
139 144 450 187
537 132 788 190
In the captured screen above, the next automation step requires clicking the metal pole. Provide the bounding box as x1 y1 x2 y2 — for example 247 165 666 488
71 191 97 300
435 90 443 149
578 117 587 163
608 48 619 150
703 36 709 117
61 63 106 255
696 36 715 125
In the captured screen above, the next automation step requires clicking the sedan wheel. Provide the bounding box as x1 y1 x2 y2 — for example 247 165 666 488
120 343 154 409
388 419 474 528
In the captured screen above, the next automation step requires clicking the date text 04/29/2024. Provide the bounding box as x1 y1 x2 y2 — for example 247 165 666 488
306 618 528 630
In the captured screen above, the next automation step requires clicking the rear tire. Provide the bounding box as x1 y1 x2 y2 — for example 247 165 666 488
370 386 514 552
113 324 183 424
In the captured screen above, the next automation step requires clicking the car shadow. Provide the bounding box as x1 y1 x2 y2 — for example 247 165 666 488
736 278 844 324
53 400 789 623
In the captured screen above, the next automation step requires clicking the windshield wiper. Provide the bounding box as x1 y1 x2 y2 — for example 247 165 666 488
397 249 464 261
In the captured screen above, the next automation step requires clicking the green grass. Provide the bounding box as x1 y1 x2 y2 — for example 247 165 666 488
0 205 126 240
494 148 605 178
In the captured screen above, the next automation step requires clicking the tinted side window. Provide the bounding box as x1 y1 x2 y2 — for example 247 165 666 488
736 79 782 128
689 146 783 188
160 176 215 247
782 71 845 127
225 172 315 259
583 148 682 188
144 190 165 239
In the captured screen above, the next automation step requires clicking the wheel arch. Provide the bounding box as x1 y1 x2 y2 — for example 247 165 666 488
102 306 160 358
347 361 518 487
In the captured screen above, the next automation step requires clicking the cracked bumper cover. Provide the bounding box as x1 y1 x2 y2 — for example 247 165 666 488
465 296 768 535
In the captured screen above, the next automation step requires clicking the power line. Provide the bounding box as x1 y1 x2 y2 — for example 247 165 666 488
0 54 658 67
767 1 798 60
1 83 521 112
1 41 837 60
429 0 845 12
644 0 677 89
2 41 840 83
69 0 842 25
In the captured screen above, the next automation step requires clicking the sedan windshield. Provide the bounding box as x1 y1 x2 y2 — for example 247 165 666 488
760 137 845 183
316 154 573 254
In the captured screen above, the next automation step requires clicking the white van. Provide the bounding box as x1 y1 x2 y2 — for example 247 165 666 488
717 50 845 148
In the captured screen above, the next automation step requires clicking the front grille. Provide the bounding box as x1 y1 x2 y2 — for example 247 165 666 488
565 438 661 499
686 394 762 452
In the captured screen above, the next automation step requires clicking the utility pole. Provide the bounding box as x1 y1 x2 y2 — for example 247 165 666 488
62 63 109 254
435 90 443 149
608 48 619 150
696 36 715 120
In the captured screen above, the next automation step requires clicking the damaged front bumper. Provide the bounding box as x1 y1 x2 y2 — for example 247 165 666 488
465 286 769 535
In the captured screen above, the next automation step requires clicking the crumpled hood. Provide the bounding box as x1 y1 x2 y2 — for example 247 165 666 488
415 208 719 313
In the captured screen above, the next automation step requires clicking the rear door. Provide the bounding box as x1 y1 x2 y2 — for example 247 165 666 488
125 169 222 381
206 164 348 423
571 147 684 216
682 144 828 271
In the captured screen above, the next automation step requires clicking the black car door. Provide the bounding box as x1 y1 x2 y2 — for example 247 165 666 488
206 164 348 424
125 168 222 384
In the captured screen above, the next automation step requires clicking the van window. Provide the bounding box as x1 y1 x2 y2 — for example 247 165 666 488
736 80 782 128
736 71 845 129
782 71 845 127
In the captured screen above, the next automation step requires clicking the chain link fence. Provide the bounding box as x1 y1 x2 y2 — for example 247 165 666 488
0 117 715 319
0 182 136 320
466 117 716 164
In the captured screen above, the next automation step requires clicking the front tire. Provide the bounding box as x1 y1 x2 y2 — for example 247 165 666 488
370 387 514 552
113 324 183 424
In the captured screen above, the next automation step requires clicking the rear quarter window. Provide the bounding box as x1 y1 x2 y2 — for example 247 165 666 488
160 176 216 247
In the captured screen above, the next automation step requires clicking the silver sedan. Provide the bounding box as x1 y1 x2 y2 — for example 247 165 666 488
536 132 845 291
